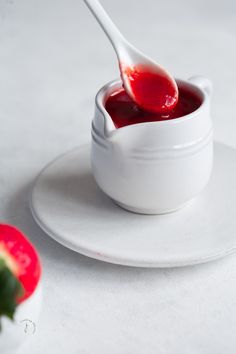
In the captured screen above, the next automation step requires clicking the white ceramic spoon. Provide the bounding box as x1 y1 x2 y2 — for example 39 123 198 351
83 0 178 113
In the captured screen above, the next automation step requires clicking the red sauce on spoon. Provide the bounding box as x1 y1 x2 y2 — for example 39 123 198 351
123 64 179 114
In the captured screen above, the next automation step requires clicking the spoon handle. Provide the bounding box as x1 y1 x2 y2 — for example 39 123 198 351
83 0 126 56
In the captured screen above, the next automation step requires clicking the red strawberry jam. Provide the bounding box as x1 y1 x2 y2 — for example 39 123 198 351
123 65 178 114
105 86 202 129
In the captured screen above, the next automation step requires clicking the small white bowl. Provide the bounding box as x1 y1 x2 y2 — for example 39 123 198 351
91 76 213 214
0 283 42 353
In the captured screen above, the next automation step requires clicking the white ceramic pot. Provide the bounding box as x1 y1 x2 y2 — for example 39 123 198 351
91 76 213 214
0 284 42 353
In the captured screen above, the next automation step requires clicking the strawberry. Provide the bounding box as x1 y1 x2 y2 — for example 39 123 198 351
0 224 41 326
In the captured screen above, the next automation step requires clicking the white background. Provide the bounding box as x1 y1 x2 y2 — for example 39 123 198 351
0 0 236 353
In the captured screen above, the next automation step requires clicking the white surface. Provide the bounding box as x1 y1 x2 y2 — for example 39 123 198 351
1 0 236 353
0 285 42 354
31 142 236 268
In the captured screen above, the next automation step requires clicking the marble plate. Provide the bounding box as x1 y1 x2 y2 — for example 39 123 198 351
31 142 236 268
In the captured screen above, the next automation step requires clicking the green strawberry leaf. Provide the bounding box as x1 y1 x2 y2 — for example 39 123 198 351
0 258 23 331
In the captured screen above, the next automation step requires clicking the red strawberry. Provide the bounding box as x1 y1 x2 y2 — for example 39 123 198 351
0 224 41 323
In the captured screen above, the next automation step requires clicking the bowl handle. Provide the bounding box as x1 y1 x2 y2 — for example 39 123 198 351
188 76 213 96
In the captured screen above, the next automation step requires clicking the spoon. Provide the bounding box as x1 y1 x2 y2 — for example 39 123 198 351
83 0 178 114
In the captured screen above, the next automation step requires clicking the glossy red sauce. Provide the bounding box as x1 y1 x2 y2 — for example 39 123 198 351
105 86 202 129
123 65 178 113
